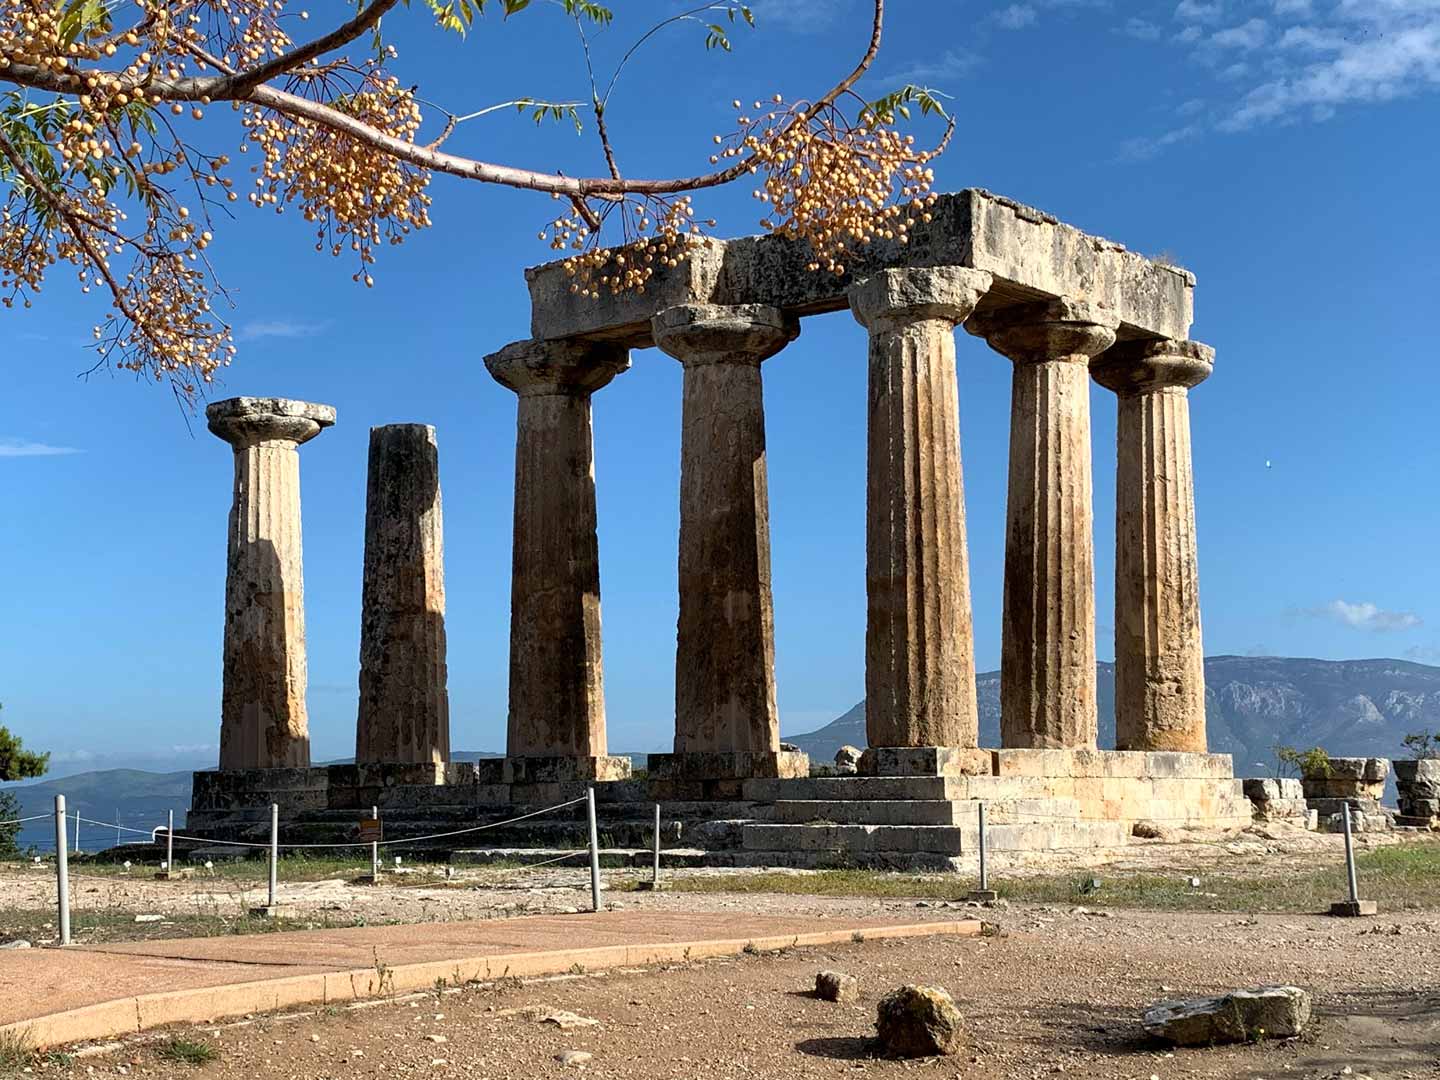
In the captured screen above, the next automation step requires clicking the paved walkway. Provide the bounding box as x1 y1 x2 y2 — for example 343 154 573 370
1 911 981 1048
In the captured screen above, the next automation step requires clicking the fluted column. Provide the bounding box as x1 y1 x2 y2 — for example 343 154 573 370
967 300 1119 750
1092 339 1213 752
651 303 797 761
356 424 450 766
484 339 629 762
849 267 993 751
207 397 335 770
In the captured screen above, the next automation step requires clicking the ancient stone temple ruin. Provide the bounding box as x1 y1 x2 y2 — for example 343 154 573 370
188 189 1251 868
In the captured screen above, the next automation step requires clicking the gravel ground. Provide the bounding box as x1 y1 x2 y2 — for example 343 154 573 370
0 822 1416 942
38 902 1440 1080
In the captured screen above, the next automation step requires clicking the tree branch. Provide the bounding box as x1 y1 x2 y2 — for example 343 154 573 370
217 0 401 96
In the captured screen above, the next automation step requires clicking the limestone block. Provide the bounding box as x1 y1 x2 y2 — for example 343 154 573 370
1393 759 1440 798
1302 779 1386 800
1144 987 1311 1046
817 971 860 1004
1313 757 1389 782
875 985 965 1058
647 750 808 781
1243 778 1304 802
858 747 993 778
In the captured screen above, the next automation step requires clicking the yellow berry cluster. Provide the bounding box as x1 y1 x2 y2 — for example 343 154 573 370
545 195 713 299
717 96 942 275
242 72 433 288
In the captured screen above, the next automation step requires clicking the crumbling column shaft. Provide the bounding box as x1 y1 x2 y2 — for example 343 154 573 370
654 304 796 755
356 424 450 765
850 268 993 749
969 300 1118 750
486 340 630 760
1094 340 1213 752
207 397 334 771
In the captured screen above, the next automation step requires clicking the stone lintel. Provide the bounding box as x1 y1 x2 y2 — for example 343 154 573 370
651 303 798 364
472 755 633 786
527 189 1194 346
484 338 630 397
206 397 336 448
990 748 1236 780
858 747 994 778
1091 338 1215 395
646 751 809 782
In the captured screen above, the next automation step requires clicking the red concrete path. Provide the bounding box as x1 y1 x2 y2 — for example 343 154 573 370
0 912 982 1047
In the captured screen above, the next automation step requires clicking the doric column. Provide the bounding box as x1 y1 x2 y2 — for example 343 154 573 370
967 299 1119 750
484 339 629 767
650 303 798 774
356 424 450 766
206 397 335 770
848 267 993 754
1091 339 1213 752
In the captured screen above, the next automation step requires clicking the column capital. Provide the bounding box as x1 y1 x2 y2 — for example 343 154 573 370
651 303 797 366
966 298 1119 364
1091 338 1214 395
848 267 993 331
206 397 335 450
484 338 630 397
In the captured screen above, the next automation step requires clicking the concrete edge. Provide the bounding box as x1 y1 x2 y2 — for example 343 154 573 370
2 920 982 1049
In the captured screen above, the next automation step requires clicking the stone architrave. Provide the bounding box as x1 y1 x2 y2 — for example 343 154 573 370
484 339 629 763
848 267 993 751
356 424 451 766
967 299 1119 750
651 303 798 760
206 397 335 770
1092 339 1213 752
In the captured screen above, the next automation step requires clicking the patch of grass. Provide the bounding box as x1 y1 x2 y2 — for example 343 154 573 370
640 839 1440 915
155 1037 218 1066
0 1029 34 1074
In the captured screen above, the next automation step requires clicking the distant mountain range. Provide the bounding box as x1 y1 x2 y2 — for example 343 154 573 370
786 655 1440 772
8 656 1437 851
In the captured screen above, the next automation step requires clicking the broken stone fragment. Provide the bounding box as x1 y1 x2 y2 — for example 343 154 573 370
834 745 863 769
875 985 965 1057
816 971 859 1003
1142 985 1311 1046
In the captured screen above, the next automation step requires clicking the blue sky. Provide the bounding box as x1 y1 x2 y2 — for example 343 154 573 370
2 0 1438 776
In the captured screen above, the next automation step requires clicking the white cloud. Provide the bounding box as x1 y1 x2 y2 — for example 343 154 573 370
1177 96 1208 114
1210 17 1269 49
1119 122 1203 159
996 3 1038 29
238 320 329 341
886 48 984 85
745 0 846 32
0 439 82 458
1305 600 1423 632
1273 0 1311 13
1121 17 1163 39
1176 0 1225 23
1278 25 1346 51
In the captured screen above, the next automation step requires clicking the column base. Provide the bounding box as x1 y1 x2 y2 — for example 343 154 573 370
1328 900 1378 918
647 751 808 801
474 756 634 785
859 747 993 777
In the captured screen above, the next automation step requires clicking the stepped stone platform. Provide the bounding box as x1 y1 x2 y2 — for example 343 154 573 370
184 749 1247 871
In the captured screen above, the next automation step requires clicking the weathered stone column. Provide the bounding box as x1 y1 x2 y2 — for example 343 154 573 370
356 424 450 767
1091 339 1213 752
967 300 1119 750
646 303 807 792
848 267 993 766
484 339 632 784
206 397 335 771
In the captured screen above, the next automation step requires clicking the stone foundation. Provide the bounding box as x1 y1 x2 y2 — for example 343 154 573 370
646 750 808 801
1242 778 1316 828
1300 757 1395 832
1394 760 1440 828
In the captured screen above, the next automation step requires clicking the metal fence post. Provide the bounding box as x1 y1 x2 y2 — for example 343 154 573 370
166 809 175 874
587 787 602 913
269 803 279 909
653 803 662 889
371 805 380 883
54 795 71 946
74 810 80 856
1329 803 1377 917
968 802 998 902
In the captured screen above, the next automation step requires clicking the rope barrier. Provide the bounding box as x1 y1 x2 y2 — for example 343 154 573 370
72 795 592 854
0 815 55 826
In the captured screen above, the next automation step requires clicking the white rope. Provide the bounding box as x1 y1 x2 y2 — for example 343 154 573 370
73 796 591 853
0 815 53 826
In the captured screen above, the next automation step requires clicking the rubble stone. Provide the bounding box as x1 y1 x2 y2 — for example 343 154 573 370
1143 986 1311 1045
816 971 859 1003
875 985 965 1057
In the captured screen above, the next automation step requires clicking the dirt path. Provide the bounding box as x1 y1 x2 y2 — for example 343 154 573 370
50 902 1440 1080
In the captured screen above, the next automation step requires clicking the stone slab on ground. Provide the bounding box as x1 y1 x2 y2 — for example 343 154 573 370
0 912 981 1048
1143 985 1311 1045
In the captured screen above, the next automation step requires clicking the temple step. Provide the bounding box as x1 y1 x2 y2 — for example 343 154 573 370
770 797 1082 827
